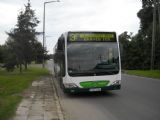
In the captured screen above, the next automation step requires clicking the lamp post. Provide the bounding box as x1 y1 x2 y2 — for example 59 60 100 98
42 0 60 68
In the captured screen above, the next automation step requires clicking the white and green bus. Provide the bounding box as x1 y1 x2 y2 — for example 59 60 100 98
53 31 121 93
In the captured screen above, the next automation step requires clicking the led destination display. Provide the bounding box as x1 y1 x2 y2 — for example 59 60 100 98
68 32 116 42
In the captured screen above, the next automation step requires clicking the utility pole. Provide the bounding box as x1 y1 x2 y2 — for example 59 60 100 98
42 2 46 68
158 1 160 33
151 0 157 70
42 0 60 68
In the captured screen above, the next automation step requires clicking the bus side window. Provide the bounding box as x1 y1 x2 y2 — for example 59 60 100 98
57 36 65 77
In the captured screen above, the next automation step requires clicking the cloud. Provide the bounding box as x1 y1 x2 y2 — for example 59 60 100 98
0 3 21 44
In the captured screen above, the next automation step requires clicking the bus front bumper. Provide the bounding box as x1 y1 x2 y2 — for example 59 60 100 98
63 85 121 93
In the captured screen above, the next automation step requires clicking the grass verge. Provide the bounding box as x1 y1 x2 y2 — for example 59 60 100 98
0 66 50 120
126 70 160 79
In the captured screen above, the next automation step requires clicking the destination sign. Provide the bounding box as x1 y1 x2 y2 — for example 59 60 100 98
68 32 116 42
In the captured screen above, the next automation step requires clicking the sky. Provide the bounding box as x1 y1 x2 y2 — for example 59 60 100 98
0 0 142 53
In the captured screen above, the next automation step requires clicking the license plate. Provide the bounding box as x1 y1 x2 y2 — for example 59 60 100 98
89 88 101 92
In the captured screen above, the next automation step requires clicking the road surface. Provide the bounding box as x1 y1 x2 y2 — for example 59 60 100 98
47 60 160 120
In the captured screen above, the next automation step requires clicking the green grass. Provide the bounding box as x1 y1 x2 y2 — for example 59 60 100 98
0 66 50 120
126 70 160 79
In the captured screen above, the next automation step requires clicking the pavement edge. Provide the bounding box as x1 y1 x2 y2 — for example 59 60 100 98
50 75 65 120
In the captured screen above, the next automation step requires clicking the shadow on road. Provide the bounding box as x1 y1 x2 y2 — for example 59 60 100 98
65 91 118 99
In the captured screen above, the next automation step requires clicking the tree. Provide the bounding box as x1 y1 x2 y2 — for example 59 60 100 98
119 1 160 70
137 0 160 69
119 30 154 70
141 0 153 8
119 32 131 69
0 45 3 63
33 41 44 63
1 38 17 71
7 1 40 72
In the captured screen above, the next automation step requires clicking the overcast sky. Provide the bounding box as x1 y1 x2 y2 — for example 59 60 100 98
0 0 142 53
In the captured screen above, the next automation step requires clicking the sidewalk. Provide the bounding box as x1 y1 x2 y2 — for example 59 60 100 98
12 76 61 120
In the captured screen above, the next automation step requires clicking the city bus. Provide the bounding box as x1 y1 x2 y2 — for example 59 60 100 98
53 31 121 93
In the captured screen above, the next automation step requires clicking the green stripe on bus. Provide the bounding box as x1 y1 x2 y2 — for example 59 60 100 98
80 81 110 88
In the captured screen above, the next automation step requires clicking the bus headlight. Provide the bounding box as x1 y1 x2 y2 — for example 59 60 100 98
112 80 121 85
64 83 78 88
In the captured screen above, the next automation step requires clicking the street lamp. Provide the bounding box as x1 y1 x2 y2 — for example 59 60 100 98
42 0 60 68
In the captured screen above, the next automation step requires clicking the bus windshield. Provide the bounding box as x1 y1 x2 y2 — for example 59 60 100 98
67 42 119 76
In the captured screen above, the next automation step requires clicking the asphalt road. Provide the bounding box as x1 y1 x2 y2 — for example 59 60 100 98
47 60 160 120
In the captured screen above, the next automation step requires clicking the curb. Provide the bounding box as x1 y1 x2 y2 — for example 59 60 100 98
50 75 65 120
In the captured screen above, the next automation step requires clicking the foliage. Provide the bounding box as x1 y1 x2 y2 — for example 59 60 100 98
119 0 160 70
137 0 160 69
119 32 131 69
0 45 4 63
0 66 50 120
34 41 44 63
2 38 18 71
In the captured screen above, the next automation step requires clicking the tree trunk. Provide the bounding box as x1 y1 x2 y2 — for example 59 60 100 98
16 64 19 68
25 62 27 70
158 2 160 35
20 64 22 73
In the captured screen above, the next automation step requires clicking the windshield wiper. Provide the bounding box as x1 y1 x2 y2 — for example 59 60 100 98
93 69 119 75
